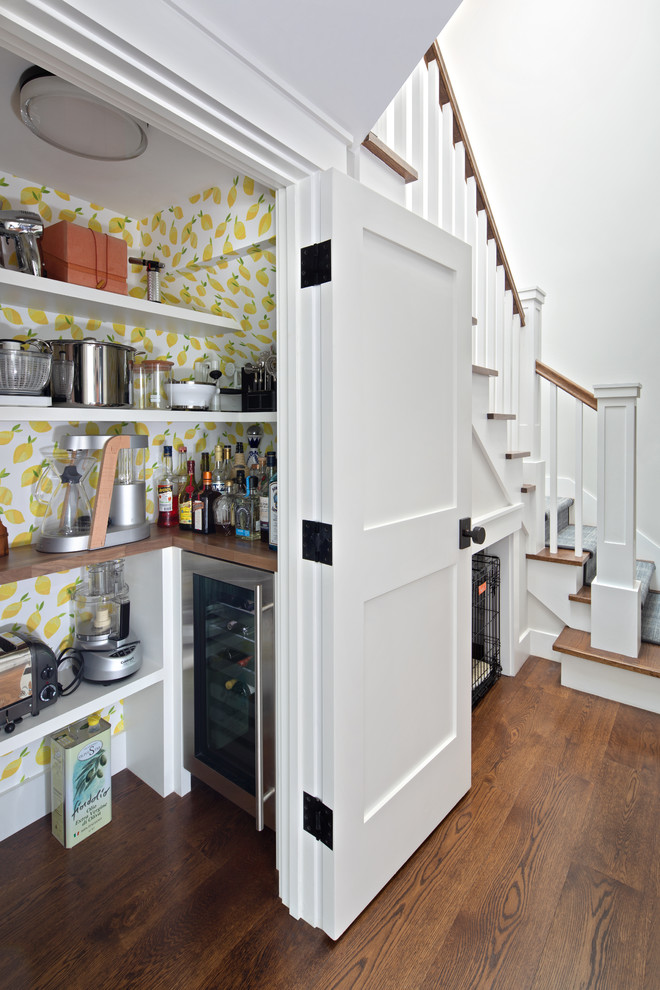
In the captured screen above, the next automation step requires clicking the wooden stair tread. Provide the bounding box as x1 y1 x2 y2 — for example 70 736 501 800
520 483 536 493
526 547 591 566
505 450 531 460
472 364 498 377
568 585 591 604
487 412 516 420
553 626 660 679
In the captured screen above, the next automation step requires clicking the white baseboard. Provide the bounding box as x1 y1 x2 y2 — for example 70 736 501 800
528 628 559 662
0 731 127 842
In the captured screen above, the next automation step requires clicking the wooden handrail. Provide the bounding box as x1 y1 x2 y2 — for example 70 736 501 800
535 360 597 410
362 132 419 184
424 41 525 326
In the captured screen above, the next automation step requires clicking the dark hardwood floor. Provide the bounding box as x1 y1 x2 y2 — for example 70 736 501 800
2 656 658 990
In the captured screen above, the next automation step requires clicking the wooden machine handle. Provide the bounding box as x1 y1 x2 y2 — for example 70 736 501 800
88 435 131 550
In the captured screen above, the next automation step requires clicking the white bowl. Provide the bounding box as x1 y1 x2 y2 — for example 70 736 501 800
167 381 216 410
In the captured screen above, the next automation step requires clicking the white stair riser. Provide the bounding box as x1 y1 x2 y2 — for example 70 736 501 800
559 654 660 715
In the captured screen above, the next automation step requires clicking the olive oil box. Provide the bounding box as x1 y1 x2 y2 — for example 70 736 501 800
50 715 112 848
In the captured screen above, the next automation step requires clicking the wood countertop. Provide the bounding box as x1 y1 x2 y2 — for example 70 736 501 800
0 525 277 583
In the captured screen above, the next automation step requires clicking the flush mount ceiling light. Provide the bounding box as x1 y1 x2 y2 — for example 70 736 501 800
19 67 148 161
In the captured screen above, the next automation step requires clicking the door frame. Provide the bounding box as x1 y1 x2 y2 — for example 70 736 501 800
0 3 318 922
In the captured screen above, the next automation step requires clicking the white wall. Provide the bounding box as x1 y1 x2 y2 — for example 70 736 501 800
440 0 660 549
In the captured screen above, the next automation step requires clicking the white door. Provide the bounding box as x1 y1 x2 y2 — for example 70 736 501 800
290 169 473 939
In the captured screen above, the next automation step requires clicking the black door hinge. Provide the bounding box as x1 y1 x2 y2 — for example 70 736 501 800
303 792 333 849
301 240 331 287
302 520 333 565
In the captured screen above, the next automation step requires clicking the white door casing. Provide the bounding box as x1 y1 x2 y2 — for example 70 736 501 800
289 169 473 939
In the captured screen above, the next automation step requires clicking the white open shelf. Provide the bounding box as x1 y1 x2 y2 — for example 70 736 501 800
4 653 164 749
0 267 239 338
0 405 277 424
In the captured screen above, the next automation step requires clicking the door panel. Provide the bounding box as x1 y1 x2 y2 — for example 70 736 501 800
307 169 472 939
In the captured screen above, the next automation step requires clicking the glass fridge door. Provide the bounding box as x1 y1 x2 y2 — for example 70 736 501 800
193 574 258 795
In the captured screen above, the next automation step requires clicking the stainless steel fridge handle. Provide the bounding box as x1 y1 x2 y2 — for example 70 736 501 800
255 594 274 831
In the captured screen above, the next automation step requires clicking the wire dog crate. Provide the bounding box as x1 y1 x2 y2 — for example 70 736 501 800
471 552 501 708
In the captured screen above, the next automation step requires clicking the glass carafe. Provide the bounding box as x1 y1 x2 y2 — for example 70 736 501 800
35 446 96 541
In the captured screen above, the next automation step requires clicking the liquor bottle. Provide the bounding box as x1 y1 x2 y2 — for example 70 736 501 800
234 473 260 541
193 470 216 534
157 445 179 527
260 451 276 544
213 482 234 536
246 423 263 474
199 451 211 491
234 468 246 495
220 444 233 491
233 441 246 480
268 465 278 552
178 458 196 531
175 445 188 494
211 444 224 493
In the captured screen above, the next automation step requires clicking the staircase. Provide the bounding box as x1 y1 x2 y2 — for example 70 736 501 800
527 439 660 714
363 41 660 713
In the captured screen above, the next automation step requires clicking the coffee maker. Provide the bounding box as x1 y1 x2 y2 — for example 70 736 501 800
36 433 150 553
74 559 142 681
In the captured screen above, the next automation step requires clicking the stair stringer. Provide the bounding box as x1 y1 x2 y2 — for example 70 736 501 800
527 557 591 633
471 417 522 510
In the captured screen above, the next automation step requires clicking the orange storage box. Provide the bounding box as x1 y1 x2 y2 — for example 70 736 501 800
41 222 128 295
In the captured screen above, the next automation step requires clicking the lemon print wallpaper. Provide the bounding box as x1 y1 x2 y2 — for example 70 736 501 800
0 165 276 795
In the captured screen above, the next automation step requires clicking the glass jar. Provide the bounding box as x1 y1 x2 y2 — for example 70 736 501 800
133 359 173 410
146 359 173 410
132 361 149 409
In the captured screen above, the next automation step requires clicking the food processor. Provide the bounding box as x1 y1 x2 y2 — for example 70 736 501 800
74 559 142 681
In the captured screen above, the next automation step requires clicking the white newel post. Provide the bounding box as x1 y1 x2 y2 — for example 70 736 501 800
519 287 546 552
590 384 642 657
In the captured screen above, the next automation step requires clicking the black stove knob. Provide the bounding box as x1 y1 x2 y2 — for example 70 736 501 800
41 665 55 681
40 683 57 703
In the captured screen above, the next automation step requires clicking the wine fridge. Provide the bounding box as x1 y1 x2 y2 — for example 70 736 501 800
181 552 275 830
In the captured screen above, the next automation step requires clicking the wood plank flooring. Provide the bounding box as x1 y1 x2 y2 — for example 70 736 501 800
1 655 658 990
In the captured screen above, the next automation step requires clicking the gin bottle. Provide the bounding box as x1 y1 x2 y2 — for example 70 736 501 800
235 473 260 541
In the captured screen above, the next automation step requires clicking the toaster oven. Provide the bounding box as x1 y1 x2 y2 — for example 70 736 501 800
0 632 58 732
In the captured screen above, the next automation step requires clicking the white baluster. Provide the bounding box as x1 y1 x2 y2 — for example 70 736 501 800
453 142 467 241
475 210 488 368
410 62 427 220
426 58 441 227
441 103 454 232
574 400 583 555
549 382 558 554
